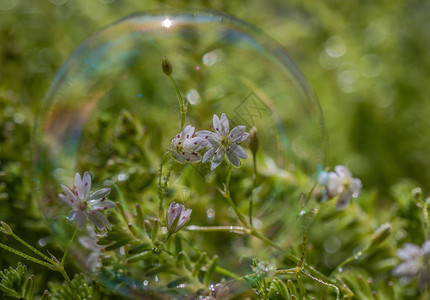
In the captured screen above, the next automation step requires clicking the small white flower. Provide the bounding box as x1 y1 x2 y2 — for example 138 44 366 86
58 171 115 230
196 113 248 170
166 202 192 233
171 125 208 163
393 241 430 289
318 165 362 210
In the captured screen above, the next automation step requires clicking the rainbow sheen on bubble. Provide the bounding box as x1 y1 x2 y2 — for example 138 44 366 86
34 11 326 298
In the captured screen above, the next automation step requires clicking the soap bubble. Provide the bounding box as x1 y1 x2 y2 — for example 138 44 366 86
34 11 326 298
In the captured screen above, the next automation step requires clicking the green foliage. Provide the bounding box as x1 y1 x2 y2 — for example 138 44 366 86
0 263 35 299
48 273 100 300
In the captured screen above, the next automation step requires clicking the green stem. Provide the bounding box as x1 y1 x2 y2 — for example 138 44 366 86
301 269 340 300
0 243 53 268
59 268 79 300
249 152 258 227
185 225 250 234
61 227 77 267
423 201 429 240
9 231 55 265
331 244 371 275
215 266 241 280
155 233 172 252
158 151 170 218
297 232 307 269
168 75 186 129
224 164 248 226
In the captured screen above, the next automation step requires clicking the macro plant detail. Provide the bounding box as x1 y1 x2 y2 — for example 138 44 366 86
2 8 429 300
59 172 115 230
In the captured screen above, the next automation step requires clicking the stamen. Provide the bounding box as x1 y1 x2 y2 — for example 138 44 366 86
186 158 190 161
194 142 197 145
177 135 180 138
85 183 88 186
187 135 189 138
178 142 181 145
205 136 209 139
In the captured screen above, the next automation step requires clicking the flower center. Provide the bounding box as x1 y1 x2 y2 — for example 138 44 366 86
79 202 88 211
220 136 230 147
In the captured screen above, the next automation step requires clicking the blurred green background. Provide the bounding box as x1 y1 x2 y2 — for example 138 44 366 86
2 0 430 199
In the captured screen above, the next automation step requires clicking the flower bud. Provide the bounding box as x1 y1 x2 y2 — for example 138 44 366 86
166 202 192 233
412 187 423 201
370 223 392 247
249 127 259 155
0 221 12 234
162 56 173 76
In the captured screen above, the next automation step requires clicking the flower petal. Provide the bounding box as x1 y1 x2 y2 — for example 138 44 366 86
172 151 186 163
181 125 194 139
177 209 192 229
398 244 421 260
226 150 240 167
232 145 247 159
61 184 78 204
335 165 352 179
211 148 225 170
68 209 79 221
350 178 362 198
335 190 352 210
220 113 229 135
202 147 216 163
196 130 219 146
88 188 111 201
89 199 116 210
229 125 246 141
231 131 249 144
87 211 111 230
59 193 74 208
74 172 84 200
76 211 86 229
213 114 221 132
83 171 91 200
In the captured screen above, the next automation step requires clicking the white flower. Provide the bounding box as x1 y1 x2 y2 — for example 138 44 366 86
196 113 248 170
171 125 208 163
393 241 430 289
318 165 362 210
166 202 192 233
58 171 115 230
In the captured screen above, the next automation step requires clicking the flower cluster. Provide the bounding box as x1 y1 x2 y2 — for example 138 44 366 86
318 165 362 210
171 113 249 170
58 172 115 230
393 241 430 289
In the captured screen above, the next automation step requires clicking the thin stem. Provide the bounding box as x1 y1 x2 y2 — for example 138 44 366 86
59 268 78 300
297 232 307 269
158 151 170 218
331 244 371 275
301 270 340 300
249 152 258 227
9 231 55 265
61 227 77 267
224 164 248 227
168 75 186 129
0 243 53 268
274 268 297 274
185 225 250 234
155 233 172 252
215 266 241 280
423 201 429 240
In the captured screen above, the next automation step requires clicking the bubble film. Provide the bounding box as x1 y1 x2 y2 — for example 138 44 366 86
34 11 326 298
